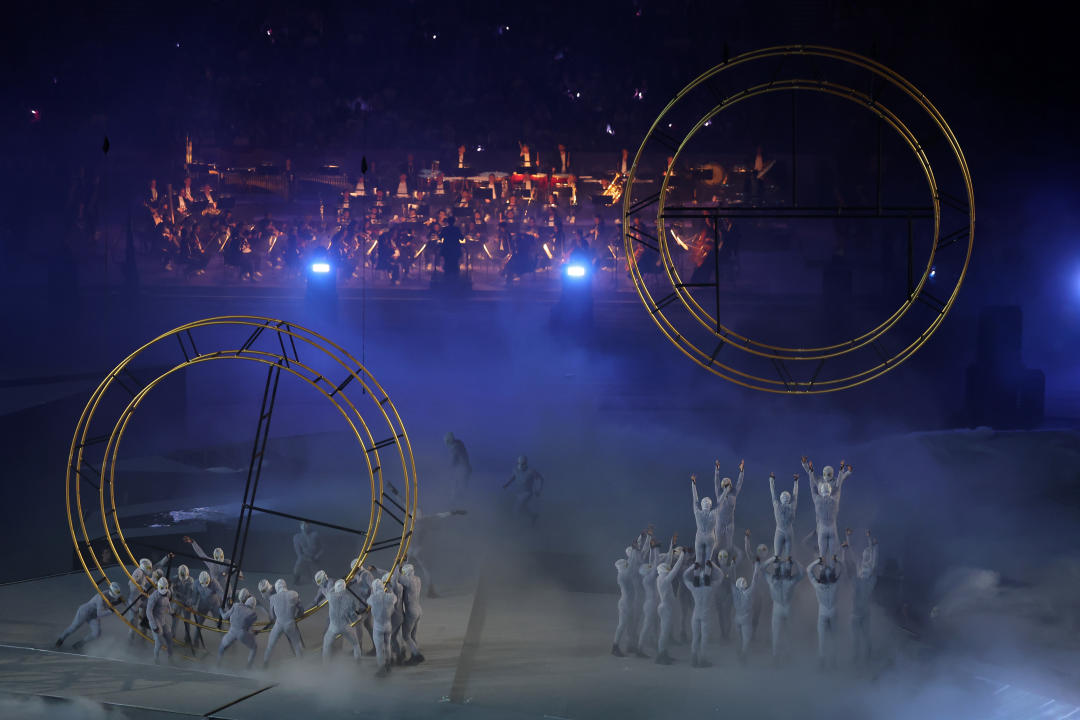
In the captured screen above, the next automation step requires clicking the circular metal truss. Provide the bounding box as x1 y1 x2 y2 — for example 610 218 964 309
622 45 974 393
66 316 417 647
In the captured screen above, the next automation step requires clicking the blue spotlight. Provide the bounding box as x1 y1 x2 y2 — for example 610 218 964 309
552 261 594 332
306 258 337 308
929 265 937 280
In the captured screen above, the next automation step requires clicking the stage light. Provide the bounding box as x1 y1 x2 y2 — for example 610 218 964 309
306 258 337 308
929 265 937 280
554 263 594 331
605 124 615 136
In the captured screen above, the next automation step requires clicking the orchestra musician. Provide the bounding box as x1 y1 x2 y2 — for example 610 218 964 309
471 209 489 247
401 154 419 188
588 215 604 245
688 217 737 284
182 221 210 276
484 174 502 204
375 227 403 283
504 216 540 283
556 144 571 173
439 215 464 280
518 141 535 170
180 177 196 204
201 185 220 216
689 220 717 284
160 223 180 270
394 173 412 199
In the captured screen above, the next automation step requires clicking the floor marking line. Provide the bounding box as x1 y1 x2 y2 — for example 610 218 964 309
202 684 277 718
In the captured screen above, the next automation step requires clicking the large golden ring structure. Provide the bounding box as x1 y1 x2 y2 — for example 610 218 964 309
622 45 974 393
65 316 417 646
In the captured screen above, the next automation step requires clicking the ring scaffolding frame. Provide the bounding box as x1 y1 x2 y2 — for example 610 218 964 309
65 316 417 651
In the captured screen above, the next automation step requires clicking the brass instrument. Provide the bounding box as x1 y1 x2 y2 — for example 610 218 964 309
602 173 626 203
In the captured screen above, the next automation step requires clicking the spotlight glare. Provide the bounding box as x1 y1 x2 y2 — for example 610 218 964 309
566 264 587 278
311 262 331 274
929 265 937 279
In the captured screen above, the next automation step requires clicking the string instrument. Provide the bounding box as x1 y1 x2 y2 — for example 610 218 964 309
188 231 204 256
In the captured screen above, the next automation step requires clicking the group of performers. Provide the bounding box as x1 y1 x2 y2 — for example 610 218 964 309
614 457 878 668
55 528 428 678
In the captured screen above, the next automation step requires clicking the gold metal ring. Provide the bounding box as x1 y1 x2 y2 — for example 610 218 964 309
66 316 417 646
623 45 974 393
